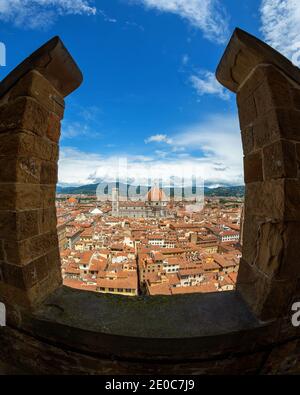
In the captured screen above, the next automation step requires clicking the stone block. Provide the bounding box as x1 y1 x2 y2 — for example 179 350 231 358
262 339 300 375
15 184 41 210
40 161 58 185
237 258 261 310
279 222 300 280
244 151 263 183
254 74 292 115
0 131 57 162
40 185 56 207
259 278 296 321
0 267 62 308
263 140 297 180
252 109 281 149
237 258 295 321
34 135 56 161
241 213 262 265
0 259 42 289
237 94 257 130
0 96 49 136
284 179 300 220
47 112 61 142
276 108 300 141
0 184 17 211
37 207 58 234
0 156 41 184
51 143 59 162
238 64 291 104
241 126 254 155
245 180 285 219
0 210 39 241
2 231 59 266
291 87 300 110
254 221 284 278
9 70 65 119
237 69 265 104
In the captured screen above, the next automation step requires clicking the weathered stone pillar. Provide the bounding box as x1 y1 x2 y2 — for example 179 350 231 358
217 29 300 321
0 37 82 309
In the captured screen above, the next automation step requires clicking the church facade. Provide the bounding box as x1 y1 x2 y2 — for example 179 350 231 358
112 186 170 218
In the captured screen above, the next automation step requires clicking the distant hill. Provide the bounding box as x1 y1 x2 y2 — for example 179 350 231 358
204 185 244 197
56 183 99 195
56 183 245 197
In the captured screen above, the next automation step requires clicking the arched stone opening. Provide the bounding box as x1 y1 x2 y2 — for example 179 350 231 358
0 29 300 374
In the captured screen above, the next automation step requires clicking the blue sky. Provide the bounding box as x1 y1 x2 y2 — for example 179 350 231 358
0 0 298 187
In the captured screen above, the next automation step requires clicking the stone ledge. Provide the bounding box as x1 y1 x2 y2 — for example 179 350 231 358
34 286 259 338
216 28 300 93
0 36 82 99
3 286 284 362
2 287 299 374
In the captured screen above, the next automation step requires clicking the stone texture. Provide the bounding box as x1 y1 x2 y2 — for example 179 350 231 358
284 179 300 220
291 87 300 110
263 140 297 180
0 131 57 162
40 161 58 184
240 214 261 266
245 180 284 219
275 108 300 141
0 210 39 241
0 50 68 309
279 222 300 280
0 156 41 184
9 70 65 119
244 152 263 183
217 30 300 324
253 68 292 114
237 94 257 130
1 231 59 266
47 112 61 142
241 126 254 155
0 248 61 290
262 339 300 374
254 221 284 278
237 259 296 321
252 108 282 149
37 207 58 234
0 96 49 136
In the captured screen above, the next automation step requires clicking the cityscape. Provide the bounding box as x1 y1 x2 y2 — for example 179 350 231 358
56 185 243 297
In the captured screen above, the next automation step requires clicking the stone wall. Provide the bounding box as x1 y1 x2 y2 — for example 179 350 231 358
217 28 300 322
0 37 82 310
237 65 300 321
0 70 63 308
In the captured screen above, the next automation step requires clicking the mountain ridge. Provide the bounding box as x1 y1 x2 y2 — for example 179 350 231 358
56 183 245 197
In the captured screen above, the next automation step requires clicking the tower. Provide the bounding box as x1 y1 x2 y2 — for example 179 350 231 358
112 187 119 217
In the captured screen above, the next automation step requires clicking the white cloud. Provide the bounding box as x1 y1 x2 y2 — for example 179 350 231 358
59 147 104 185
0 0 96 29
59 113 243 187
145 134 173 144
61 120 101 139
98 9 117 23
260 0 300 66
182 54 189 65
131 0 229 44
190 71 230 100
166 113 243 185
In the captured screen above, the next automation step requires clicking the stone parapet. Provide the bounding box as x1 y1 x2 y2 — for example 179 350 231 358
0 37 82 309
